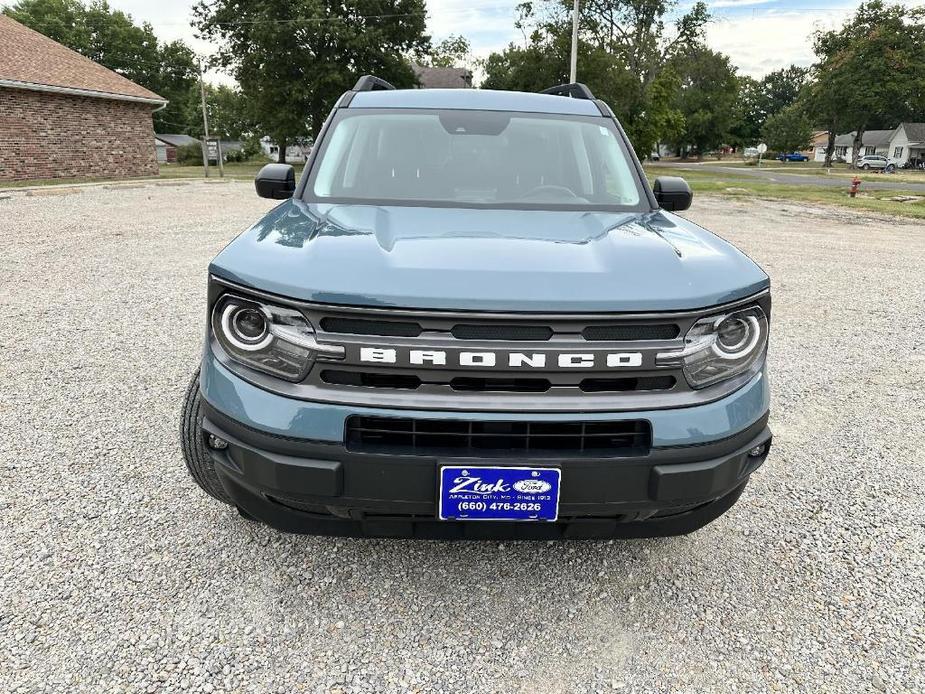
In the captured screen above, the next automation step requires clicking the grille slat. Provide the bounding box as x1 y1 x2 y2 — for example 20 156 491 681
582 324 680 341
451 324 554 341
346 415 651 457
320 317 422 337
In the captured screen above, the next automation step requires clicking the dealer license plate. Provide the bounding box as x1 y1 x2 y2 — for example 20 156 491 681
438 465 561 522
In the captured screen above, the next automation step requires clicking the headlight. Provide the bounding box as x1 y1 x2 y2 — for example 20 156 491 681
212 295 344 381
657 305 768 389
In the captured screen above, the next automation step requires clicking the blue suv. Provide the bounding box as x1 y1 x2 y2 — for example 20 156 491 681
180 78 772 539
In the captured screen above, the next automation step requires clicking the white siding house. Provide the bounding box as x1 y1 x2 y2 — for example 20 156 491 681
886 123 925 167
831 130 893 163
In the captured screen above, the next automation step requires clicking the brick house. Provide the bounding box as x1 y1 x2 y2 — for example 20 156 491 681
0 15 167 181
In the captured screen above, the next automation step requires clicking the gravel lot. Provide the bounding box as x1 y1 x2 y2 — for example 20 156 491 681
1 180 923 693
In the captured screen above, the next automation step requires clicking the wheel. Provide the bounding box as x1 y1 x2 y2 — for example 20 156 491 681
862 163 870 169
180 368 233 504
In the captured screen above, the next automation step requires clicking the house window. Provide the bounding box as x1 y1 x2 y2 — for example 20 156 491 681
894 146 903 158
864 146 876 155
835 146 848 156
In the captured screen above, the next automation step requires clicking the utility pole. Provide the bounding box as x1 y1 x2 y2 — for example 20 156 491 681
197 58 210 178
569 0 580 83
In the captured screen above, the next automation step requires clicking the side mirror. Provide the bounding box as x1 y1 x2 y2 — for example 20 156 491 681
653 176 693 212
255 163 295 199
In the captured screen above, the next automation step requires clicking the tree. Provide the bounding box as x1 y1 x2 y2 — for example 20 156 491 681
188 84 252 140
731 65 808 147
761 105 813 155
671 46 739 157
194 0 430 163
811 1 925 167
425 35 471 68
481 0 710 157
4 0 199 134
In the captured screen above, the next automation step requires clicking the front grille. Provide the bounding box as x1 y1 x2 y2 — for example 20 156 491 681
346 415 651 457
301 301 713 409
322 371 675 394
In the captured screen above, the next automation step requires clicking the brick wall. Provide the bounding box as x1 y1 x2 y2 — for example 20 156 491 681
0 87 159 181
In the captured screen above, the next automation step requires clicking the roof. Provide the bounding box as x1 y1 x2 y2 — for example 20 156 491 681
349 88 603 116
412 65 473 89
898 123 925 142
833 129 894 147
0 14 165 105
155 134 200 147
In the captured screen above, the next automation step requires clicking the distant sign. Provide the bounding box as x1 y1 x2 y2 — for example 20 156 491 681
757 143 768 154
207 140 219 162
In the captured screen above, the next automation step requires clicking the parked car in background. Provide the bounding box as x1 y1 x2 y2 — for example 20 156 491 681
857 154 896 172
777 152 809 162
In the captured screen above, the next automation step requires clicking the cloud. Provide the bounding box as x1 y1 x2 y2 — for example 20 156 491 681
705 9 851 77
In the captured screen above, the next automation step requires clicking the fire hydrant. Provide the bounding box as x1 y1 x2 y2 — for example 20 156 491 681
850 176 862 198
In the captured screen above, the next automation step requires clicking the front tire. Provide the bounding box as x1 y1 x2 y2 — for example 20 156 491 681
180 368 233 504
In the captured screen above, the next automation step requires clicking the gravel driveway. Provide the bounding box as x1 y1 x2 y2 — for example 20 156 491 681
1 180 923 693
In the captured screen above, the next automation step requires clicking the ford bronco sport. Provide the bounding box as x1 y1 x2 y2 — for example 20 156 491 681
180 77 772 539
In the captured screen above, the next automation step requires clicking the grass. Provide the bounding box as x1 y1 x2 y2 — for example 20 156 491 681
6 161 924 220
645 165 925 220
157 162 306 180
0 162 304 191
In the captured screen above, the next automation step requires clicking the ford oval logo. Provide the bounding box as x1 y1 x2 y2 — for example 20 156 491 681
513 479 552 494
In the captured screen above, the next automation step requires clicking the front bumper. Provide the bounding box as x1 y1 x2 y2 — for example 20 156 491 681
198 361 772 539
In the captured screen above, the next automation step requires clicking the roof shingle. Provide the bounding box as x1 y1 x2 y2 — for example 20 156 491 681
0 14 164 103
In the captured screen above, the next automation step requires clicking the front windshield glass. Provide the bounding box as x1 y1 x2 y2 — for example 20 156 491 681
309 109 644 209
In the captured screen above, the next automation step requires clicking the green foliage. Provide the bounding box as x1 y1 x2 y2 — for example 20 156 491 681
809 1 925 165
176 142 204 165
670 46 739 156
760 105 813 153
481 0 710 157
731 65 808 147
4 0 199 134
186 84 251 140
193 0 430 160
424 35 471 68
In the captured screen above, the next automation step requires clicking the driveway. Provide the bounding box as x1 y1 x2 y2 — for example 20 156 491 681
1 181 923 693
653 161 925 192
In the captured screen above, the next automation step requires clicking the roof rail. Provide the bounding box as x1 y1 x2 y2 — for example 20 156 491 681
353 75 396 92
541 83 596 100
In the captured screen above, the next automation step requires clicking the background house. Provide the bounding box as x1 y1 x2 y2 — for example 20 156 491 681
260 137 310 163
412 65 473 89
831 130 893 163
886 123 925 167
154 133 200 163
0 15 166 181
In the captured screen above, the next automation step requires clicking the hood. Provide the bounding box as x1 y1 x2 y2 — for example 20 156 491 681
210 200 769 312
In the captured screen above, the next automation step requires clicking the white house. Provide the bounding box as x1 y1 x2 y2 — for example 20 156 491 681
831 129 893 163
260 136 311 163
886 123 925 167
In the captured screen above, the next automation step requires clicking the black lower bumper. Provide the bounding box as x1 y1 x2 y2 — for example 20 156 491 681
200 403 771 540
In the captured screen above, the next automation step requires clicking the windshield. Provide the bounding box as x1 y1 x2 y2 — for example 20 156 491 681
308 109 645 209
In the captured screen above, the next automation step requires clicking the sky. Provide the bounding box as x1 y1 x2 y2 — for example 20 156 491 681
102 0 902 82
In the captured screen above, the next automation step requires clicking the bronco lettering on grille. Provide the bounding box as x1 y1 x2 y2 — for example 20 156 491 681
358 347 643 368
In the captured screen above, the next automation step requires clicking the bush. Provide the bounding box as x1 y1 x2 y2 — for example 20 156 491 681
176 142 204 165
223 147 247 163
